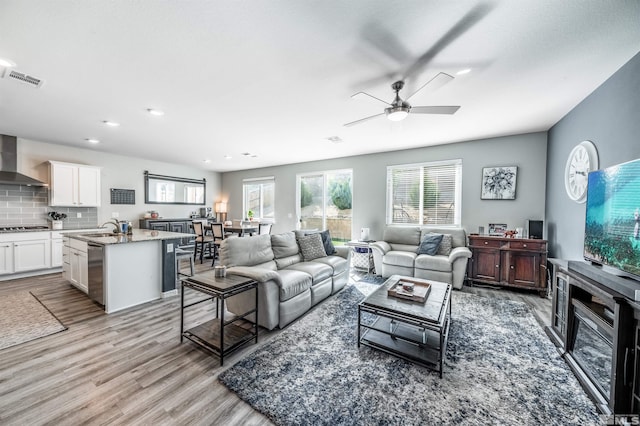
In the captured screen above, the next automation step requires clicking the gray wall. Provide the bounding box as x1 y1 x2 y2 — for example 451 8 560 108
546 51 640 259
222 132 548 240
15 139 221 228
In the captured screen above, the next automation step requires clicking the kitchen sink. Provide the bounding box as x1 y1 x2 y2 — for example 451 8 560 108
78 232 118 238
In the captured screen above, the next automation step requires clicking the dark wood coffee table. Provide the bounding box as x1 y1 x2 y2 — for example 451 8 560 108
357 275 452 377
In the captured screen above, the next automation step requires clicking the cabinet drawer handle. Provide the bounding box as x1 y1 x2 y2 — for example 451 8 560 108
484 241 489 245
495 265 499 268
511 265 514 269
0 244 10 247
523 244 527 248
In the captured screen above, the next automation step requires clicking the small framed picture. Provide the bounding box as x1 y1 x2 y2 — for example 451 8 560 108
481 166 517 200
489 223 507 236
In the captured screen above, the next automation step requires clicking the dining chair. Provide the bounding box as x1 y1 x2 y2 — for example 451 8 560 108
210 222 225 266
259 223 272 235
192 220 213 263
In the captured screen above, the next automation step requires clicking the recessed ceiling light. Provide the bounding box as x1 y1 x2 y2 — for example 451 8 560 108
147 108 164 116
0 57 16 67
241 152 251 156
203 159 211 163
224 155 232 160
103 120 120 127
456 68 471 75
326 136 343 143
85 138 100 144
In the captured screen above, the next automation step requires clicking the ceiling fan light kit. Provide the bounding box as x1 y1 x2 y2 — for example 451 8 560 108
345 73 460 127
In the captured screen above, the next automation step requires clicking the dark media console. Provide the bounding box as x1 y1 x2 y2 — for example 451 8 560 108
547 259 640 415
568 260 640 302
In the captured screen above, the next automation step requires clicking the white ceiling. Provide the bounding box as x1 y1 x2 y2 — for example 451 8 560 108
1 1 639 172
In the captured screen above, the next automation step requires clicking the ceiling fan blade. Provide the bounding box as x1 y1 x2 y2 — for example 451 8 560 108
403 3 494 80
406 72 454 101
351 91 391 106
410 106 460 115
361 22 413 66
344 113 385 127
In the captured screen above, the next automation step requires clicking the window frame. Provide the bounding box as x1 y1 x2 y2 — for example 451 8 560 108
386 159 462 226
242 176 275 223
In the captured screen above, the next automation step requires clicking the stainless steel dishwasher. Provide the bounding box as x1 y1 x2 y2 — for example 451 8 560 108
87 243 104 306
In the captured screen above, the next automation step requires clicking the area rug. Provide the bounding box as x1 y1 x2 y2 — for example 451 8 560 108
219 283 600 426
0 291 67 350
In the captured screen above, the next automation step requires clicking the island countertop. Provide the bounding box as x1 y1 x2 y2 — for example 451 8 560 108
67 229 192 245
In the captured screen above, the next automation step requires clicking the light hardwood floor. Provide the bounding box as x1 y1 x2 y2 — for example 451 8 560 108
0 265 551 425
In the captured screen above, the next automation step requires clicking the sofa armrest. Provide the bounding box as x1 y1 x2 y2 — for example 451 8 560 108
448 246 472 262
227 266 282 286
370 241 391 255
334 245 350 260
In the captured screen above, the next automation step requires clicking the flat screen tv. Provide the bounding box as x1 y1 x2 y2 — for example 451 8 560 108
584 158 640 279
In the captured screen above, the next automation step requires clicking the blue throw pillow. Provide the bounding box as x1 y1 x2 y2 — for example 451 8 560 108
417 233 443 255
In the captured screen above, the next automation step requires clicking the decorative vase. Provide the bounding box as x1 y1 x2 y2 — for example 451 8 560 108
52 220 63 230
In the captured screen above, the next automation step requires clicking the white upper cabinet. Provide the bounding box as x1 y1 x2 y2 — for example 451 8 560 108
49 161 101 207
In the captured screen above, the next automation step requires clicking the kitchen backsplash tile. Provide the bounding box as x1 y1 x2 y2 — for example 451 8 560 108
0 184 97 228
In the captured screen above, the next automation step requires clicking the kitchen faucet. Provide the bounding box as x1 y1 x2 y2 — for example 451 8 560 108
100 218 121 233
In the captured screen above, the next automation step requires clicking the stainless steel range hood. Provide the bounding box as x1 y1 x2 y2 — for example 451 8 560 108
0 135 47 186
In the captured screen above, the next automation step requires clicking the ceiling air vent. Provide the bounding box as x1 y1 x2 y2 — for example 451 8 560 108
1 69 44 88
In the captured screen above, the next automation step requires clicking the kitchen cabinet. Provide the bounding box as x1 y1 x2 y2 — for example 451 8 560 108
0 242 14 274
467 235 548 296
0 231 52 275
13 239 51 272
49 161 101 207
51 236 64 267
66 238 88 293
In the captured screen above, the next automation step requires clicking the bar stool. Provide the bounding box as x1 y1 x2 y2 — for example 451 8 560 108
175 247 195 288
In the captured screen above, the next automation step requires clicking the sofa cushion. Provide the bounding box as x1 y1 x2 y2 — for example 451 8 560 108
275 269 312 301
286 261 333 284
311 255 348 274
219 234 274 267
415 254 452 272
383 226 422 245
417 233 443 255
437 234 453 256
383 250 417 268
420 227 467 248
274 254 303 270
298 233 327 261
271 232 300 259
318 230 336 255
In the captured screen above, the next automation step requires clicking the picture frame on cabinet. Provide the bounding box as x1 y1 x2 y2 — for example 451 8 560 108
488 223 507 236
481 166 517 200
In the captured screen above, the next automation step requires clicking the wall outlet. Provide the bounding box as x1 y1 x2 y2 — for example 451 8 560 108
112 212 119 218
76 212 82 218
167 243 174 253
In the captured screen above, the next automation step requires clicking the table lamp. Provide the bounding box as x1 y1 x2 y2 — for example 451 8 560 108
215 202 227 223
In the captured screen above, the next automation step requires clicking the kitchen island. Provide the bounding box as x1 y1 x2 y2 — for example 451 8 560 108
66 229 192 313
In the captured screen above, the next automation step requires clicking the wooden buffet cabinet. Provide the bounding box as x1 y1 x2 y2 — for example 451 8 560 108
467 235 548 296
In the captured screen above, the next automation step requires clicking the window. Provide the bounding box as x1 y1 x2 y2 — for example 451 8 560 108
243 177 275 222
297 169 352 242
387 159 461 226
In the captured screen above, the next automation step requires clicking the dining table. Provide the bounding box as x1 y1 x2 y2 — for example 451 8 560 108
223 225 258 237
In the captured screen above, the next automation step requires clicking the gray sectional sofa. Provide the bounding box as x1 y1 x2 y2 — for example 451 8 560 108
370 226 471 289
219 231 351 330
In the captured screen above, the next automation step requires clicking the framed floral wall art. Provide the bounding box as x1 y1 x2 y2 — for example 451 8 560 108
481 166 518 200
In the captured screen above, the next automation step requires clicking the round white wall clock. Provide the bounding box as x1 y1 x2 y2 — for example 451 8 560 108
564 140 599 203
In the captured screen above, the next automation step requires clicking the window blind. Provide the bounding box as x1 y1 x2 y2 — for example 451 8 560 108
386 159 462 226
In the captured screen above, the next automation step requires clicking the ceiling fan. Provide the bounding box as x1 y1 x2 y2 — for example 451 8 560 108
344 72 460 127
344 3 492 127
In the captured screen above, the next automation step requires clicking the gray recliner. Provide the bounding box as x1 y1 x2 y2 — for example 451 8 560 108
371 226 471 289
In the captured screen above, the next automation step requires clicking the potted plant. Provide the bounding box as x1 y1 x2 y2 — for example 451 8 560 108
247 210 254 221
48 211 67 230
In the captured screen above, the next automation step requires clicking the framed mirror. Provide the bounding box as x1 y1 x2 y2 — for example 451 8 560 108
144 171 206 205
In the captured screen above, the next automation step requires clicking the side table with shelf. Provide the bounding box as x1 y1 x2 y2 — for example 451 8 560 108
346 240 376 275
180 273 258 365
